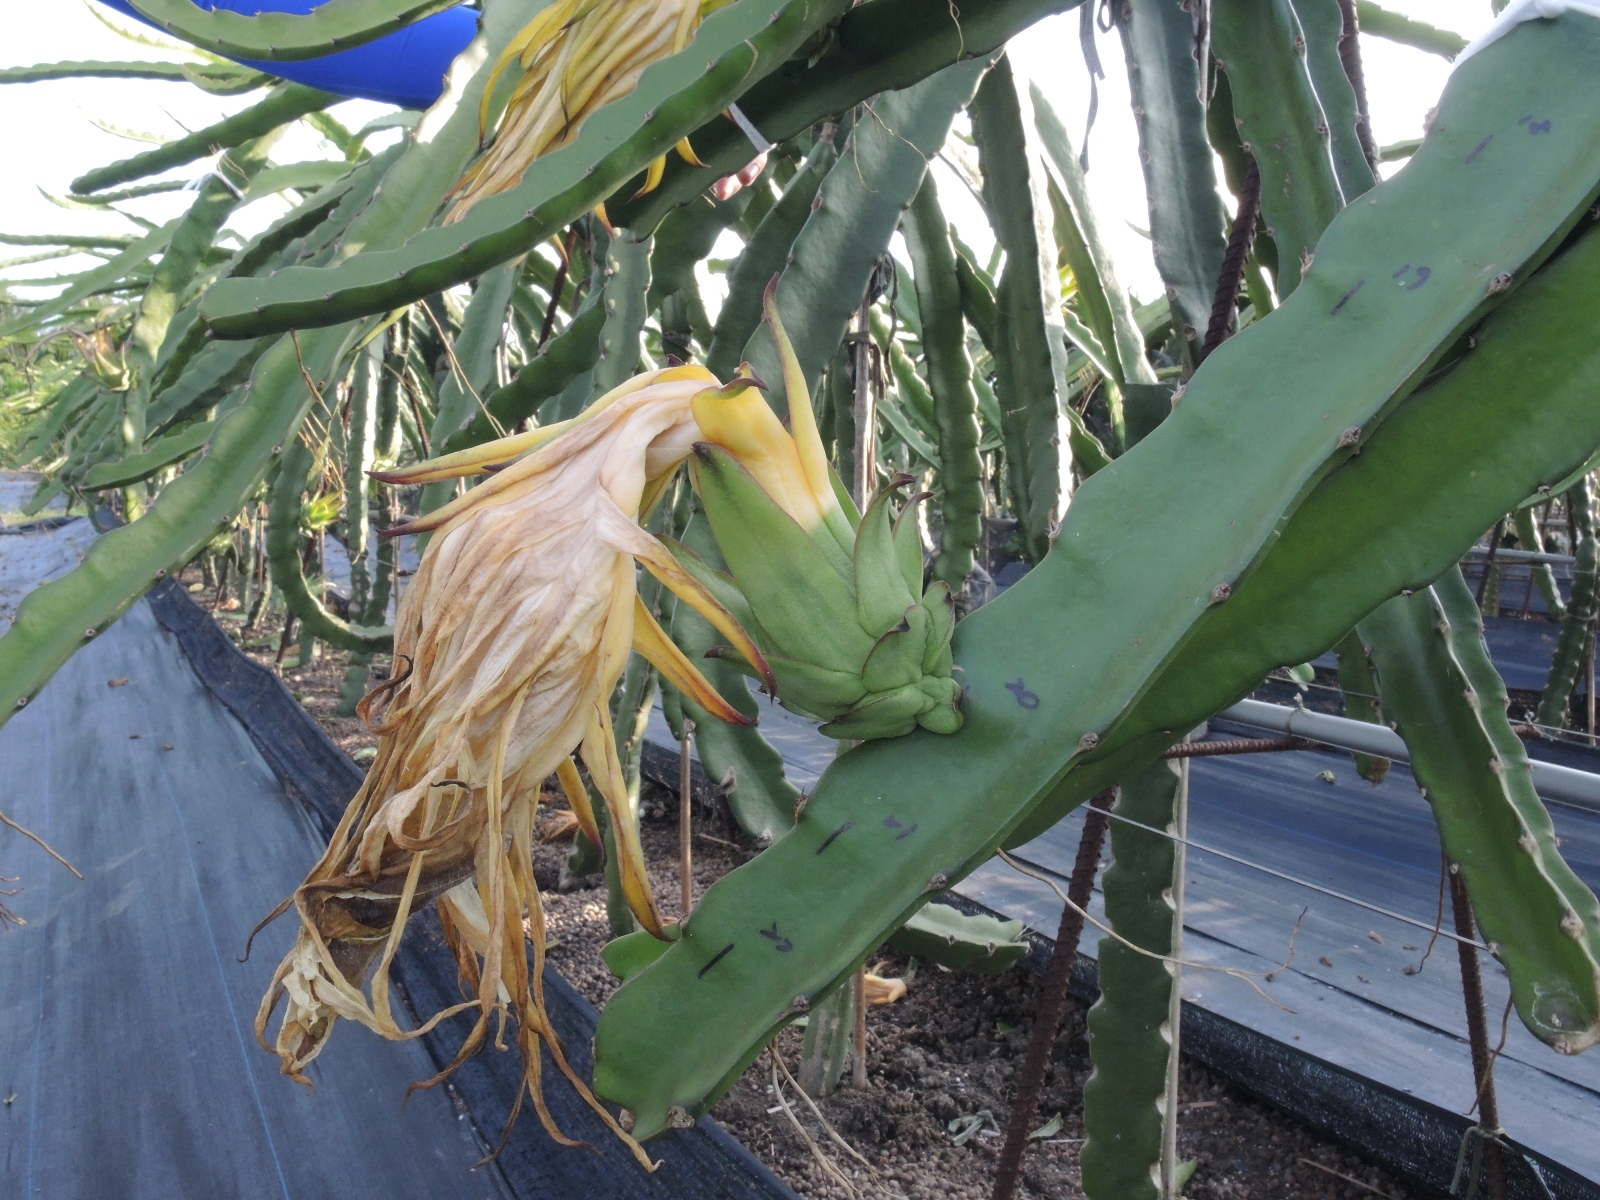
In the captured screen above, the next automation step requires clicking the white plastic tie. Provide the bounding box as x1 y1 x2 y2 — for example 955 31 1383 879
727 103 774 156
1454 0 1600 67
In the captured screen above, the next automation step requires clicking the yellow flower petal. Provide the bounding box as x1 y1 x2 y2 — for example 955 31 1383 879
763 278 854 554
580 702 667 938
691 376 828 535
631 154 668 200
555 756 602 848
630 594 753 726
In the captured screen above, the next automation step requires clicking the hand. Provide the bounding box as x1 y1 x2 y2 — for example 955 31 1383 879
710 150 768 201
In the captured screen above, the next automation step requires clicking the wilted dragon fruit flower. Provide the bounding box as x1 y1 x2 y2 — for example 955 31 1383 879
448 0 733 221
255 365 773 1166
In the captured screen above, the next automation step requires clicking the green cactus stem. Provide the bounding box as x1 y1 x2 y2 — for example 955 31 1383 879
200 0 860 338
1211 0 1344 295
1114 0 1231 363
743 57 992 419
338 342 381 715
647 189 752 317
417 260 521 520
1033 85 1160 397
588 233 653 400
1081 759 1184 1200
706 134 837 381
1354 0 1467 59
0 58 260 89
1334 628 1390 783
903 176 983 592
267 382 394 655
1291 0 1377 201
1537 478 1599 730
970 56 1069 561
1359 571 1600 1052
605 0 1090 232
71 83 339 195
889 901 1028 974
593 27 1600 1132
1515 505 1566 620
124 131 283 459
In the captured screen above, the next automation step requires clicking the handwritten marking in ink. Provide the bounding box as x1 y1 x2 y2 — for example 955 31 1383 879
1331 279 1365 316
759 923 794 953
1005 678 1040 710
1466 134 1494 164
1528 119 1552 135
816 821 853 854
882 815 919 840
1394 264 1431 291
698 943 735 978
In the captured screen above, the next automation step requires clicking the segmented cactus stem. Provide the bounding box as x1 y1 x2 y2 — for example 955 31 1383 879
1081 760 1184 1200
1514 506 1566 620
338 344 381 715
1537 478 1598 730
1361 571 1600 1052
1334 627 1391 783
706 135 837 381
971 56 1068 560
72 84 337 195
1211 0 1344 296
267 382 394 656
1113 0 1230 362
904 176 983 592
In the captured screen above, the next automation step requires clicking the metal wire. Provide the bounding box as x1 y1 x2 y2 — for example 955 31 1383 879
1010 809 1489 951
1264 670 1590 746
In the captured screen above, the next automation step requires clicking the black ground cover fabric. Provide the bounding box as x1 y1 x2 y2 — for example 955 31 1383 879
146 575 798 1200
0 515 793 1200
1 591 507 1200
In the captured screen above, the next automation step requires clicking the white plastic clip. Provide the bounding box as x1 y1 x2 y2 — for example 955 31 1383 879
727 103 774 156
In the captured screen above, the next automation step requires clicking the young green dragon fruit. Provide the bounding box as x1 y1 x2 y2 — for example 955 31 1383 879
672 282 963 740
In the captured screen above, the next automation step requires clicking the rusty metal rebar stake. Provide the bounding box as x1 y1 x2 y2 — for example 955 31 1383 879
991 788 1116 1200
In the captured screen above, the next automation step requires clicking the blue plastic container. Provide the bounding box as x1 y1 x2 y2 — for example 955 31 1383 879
96 0 478 109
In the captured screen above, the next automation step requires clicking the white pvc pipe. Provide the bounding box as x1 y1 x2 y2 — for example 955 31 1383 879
1463 546 1574 566
1219 699 1600 814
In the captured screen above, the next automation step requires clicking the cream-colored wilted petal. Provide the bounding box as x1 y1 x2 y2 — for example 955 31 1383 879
256 373 762 1168
447 0 706 222
376 364 718 528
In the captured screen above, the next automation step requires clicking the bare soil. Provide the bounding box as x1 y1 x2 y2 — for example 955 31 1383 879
184 567 1413 1200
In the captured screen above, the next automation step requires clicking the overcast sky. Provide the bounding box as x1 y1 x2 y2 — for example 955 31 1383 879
0 0 1491 305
